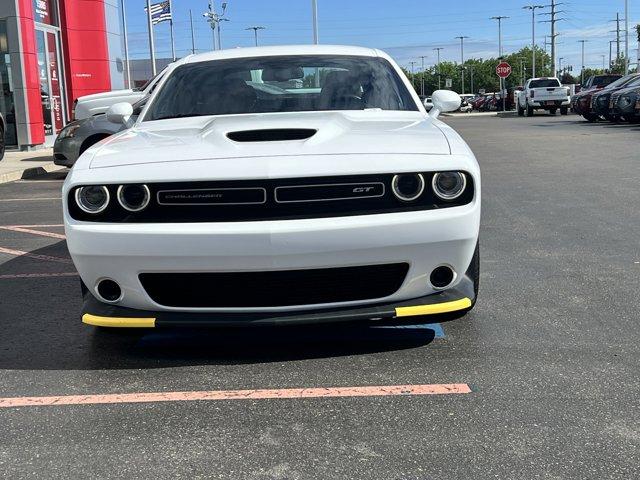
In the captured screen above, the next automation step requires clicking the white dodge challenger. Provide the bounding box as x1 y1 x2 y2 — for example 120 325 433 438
63 45 481 328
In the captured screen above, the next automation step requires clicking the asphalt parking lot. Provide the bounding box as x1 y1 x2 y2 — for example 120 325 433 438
1 114 639 479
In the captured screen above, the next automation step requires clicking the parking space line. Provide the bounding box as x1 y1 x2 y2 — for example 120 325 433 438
0 226 66 240
0 272 77 279
0 197 61 202
0 383 472 408
0 246 72 264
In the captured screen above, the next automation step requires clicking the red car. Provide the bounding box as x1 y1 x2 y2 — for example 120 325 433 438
571 74 621 122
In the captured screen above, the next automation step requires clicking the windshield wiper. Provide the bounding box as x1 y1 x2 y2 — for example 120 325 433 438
153 113 210 121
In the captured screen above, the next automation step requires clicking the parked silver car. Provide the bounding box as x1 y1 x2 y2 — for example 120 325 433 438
54 98 146 167
0 112 5 161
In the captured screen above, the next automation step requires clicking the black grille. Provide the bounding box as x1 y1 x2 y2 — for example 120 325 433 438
139 263 409 308
68 173 475 223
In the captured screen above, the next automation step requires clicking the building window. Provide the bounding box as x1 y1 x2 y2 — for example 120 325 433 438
33 0 58 27
0 20 17 146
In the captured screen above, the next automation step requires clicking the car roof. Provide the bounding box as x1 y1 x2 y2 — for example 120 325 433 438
179 45 382 65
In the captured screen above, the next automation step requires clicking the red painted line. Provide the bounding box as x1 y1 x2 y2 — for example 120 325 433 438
0 226 66 240
0 384 471 408
0 246 72 264
0 272 78 279
1 224 64 228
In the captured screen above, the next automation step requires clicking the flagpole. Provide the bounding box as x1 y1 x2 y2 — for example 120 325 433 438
189 9 196 54
145 0 157 75
169 0 176 60
120 0 131 88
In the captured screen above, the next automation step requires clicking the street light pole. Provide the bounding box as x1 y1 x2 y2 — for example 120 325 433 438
491 16 509 112
455 36 469 94
578 39 587 84
523 5 545 78
433 47 443 90
312 0 319 44
203 1 229 51
624 0 629 74
246 26 266 46
419 55 427 97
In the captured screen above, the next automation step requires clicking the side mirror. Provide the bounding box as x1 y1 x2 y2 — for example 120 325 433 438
429 90 462 119
106 102 134 126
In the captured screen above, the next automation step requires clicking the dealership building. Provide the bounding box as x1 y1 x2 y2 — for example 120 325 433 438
0 0 124 149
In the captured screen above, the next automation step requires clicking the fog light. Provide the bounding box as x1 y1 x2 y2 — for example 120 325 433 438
430 266 455 289
75 186 110 214
117 184 151 212
96 279 122 303
432 172 466 200
391 173 425 201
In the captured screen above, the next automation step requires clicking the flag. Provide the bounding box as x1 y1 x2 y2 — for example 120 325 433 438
145 1 172 25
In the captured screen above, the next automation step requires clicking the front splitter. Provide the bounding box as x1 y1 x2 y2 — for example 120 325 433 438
82 276 475 328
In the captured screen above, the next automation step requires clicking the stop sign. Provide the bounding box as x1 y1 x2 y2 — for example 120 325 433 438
496 62 512 78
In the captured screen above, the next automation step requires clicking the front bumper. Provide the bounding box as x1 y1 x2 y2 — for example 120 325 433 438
66 203 480 314
53 136 81 167
82 274 476 327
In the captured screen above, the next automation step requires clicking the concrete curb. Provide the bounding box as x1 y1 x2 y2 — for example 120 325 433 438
0 162 66 185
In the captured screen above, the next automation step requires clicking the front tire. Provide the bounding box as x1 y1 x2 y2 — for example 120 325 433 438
517 104 524 116
526 105 534 117
560 106 568 115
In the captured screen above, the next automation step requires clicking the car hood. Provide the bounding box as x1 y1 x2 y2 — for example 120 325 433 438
88 111 452 169
77 89 137 102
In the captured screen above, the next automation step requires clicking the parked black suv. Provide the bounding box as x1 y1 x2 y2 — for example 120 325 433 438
591 74 640 121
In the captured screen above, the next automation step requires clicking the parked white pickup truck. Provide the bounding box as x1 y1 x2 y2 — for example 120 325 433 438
517 77 571 116
73 66 170 120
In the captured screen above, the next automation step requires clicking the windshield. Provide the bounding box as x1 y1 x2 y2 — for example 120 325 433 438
144 55 418 121
592 75 620 87
605 74 640 89
529 79 561 88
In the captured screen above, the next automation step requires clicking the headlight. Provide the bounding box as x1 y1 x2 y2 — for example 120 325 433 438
117 184 150 212
432 172 467 201
57 122 82 139
391 173 425 201
619 95 632 106
75 186 110 214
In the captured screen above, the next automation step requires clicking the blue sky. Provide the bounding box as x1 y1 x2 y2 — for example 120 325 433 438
125 0 639 72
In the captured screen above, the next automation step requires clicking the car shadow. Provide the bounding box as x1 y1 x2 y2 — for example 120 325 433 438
0 241 438 371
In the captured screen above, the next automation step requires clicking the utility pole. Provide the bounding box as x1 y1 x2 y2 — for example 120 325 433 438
419 55 427 97
611 13 621 61
491 16 508 112
600 54 606 70
578 40 587 84
311 0 319 44
523 5 545 78
455 36 469 94
520 58 526 84
558 57 563 78
246 26 266 46
433 47 443 90
540 0 564 79
409 61 416 91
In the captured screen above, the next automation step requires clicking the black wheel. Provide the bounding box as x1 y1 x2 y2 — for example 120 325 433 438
0 125 5 161
517 104 524 116
526 106 534 116
560 107 568 115
549 108 557 115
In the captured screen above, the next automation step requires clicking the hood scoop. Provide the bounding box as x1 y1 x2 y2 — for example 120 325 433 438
226 128 317 142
